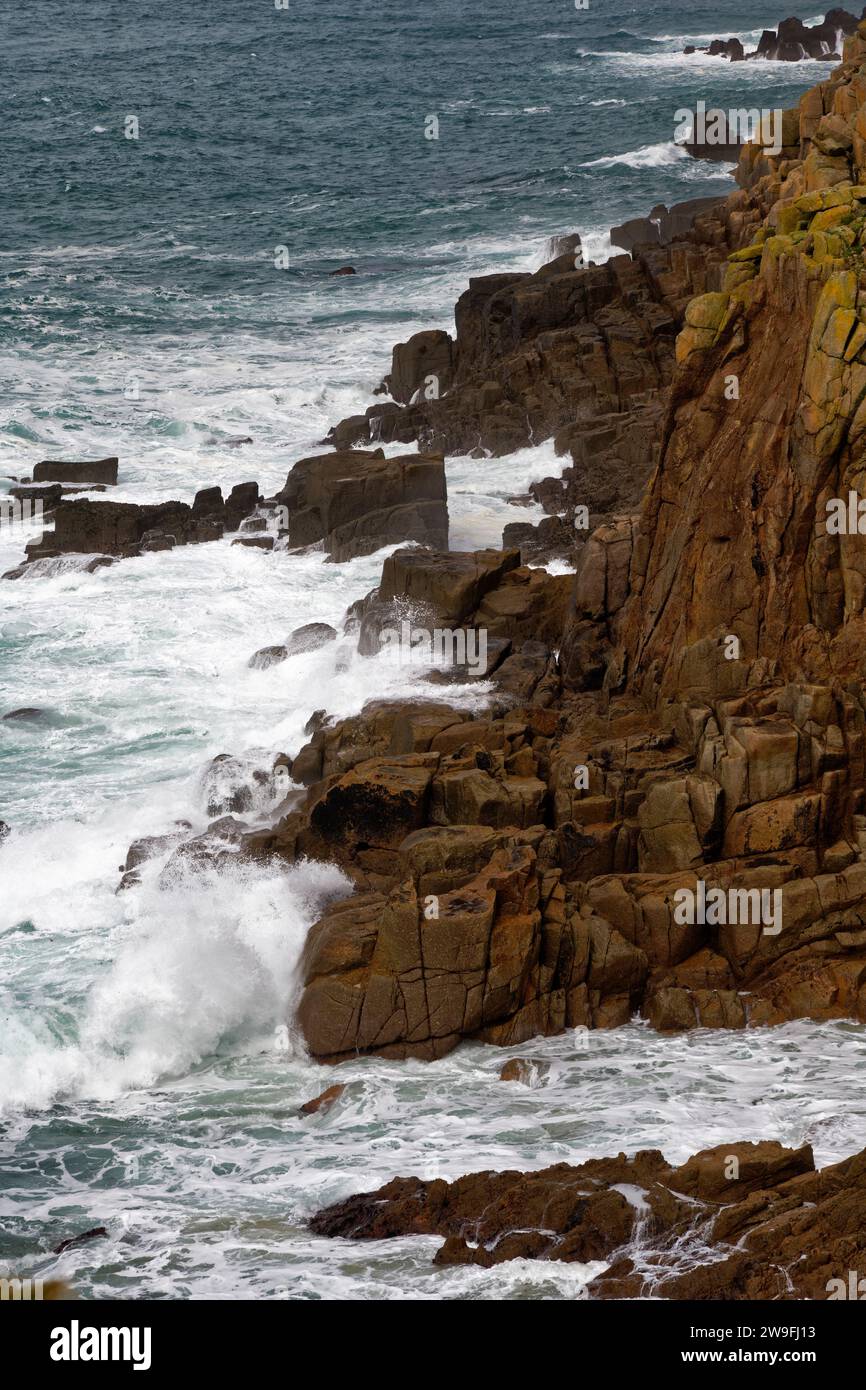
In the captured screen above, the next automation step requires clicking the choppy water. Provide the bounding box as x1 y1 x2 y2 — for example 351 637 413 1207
1 1 861 1299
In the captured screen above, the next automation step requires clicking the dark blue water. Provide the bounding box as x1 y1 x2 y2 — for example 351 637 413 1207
0 1 832 477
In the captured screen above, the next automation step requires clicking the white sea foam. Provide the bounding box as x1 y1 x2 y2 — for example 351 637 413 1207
0 852 352 1112
581 140 691 170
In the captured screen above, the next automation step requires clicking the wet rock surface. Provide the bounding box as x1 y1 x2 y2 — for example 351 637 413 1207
33 456 119 485
309 1138 866 1299
686 10 865 63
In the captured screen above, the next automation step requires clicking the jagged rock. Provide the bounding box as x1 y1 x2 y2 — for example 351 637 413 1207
611 197 726 252
355 547 522 660
9 482 63 509
685 11 861 63
310 1137 863 1298
298 842 556 1060
122 832 188 873
328 246 692 458
250 53 866 1065
385 329 454 404
273 449 448 560
201 754 258 817
21 483 260 566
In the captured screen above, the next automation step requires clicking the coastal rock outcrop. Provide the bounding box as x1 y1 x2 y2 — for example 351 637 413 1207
273 449 448 560
686 10 865 62
17 482 260 566
269 34 866 1064
610 197 727 253
32 456 119 486
309 1138 866 1299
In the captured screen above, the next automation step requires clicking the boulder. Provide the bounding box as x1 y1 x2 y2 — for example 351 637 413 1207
285 622 338 656
386 330 454 404
274 449 448 560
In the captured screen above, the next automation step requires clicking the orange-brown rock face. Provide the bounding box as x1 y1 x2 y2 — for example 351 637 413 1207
262 30 866 1068
611 28 866 700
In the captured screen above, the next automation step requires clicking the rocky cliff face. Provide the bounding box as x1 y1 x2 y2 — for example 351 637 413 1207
263 23 866 1300
612 52 866 698
328 229 734 465
252 27 866 1069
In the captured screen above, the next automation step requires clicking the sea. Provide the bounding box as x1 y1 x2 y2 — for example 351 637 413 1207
2 0 864 1299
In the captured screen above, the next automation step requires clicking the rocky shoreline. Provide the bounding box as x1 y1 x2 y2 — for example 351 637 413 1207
12 18 866 1298
310 1138 866 1299
284 22 866 1288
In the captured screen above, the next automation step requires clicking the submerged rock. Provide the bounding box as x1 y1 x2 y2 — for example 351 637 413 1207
248 643 289 670
3 553 115 581
52 1226 108 1256
249 623 337 670
498 1058 550 1085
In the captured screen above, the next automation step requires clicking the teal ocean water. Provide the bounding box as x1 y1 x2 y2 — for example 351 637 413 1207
3 1 865 1299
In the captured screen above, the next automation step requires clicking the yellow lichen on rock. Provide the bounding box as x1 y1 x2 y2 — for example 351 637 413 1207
675 292 732 364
